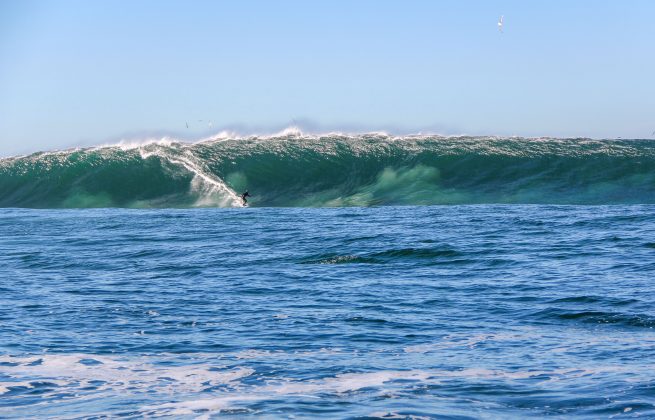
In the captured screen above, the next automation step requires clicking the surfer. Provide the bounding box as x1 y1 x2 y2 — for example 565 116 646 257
241 191 251 206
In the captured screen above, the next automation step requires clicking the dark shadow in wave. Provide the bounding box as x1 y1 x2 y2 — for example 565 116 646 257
549 295 639 306
300 247 463 265
532 307 655 328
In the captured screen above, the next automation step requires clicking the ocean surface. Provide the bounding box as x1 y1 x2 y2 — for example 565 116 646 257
1 205 655 419
1 136 655 418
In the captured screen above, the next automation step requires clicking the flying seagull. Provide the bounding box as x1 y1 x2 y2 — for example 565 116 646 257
186 121 189 129
498 15 504 33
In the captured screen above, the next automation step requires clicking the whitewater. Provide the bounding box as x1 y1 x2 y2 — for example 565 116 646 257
2 134 655 208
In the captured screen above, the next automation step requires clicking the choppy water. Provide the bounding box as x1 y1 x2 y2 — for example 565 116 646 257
2 205 655 418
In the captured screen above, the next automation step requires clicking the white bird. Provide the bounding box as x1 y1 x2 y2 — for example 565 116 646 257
498 15 504 33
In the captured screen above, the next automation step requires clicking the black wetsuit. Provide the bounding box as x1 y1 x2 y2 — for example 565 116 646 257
241 191 251 205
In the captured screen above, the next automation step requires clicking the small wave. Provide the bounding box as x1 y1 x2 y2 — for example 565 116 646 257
345 316 389 324
532 308 655 328
301 246 461 265
549 295 639 306
372 247 462 259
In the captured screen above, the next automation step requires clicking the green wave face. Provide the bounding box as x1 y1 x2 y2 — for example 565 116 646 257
2 135 655 208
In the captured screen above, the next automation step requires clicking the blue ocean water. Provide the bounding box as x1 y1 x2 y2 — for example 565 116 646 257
1 205 655 418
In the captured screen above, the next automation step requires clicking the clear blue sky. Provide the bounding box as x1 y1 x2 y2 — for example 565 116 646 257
1 0 654 156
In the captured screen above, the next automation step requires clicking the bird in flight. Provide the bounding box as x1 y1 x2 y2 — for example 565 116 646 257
498 15 504 33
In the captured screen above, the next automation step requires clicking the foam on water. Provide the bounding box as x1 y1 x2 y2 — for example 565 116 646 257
3 349 649 417
0 354 254 396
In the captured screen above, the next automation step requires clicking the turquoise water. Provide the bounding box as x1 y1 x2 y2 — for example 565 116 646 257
2 205 655 418
2 136 655 208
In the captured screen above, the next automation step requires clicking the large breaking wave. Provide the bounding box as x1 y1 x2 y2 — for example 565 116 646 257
1 134 655 208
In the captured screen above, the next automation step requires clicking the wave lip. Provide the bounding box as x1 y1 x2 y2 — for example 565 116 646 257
2 136 655 208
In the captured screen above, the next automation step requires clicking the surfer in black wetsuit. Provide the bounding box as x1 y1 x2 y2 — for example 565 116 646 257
241 191 251 206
